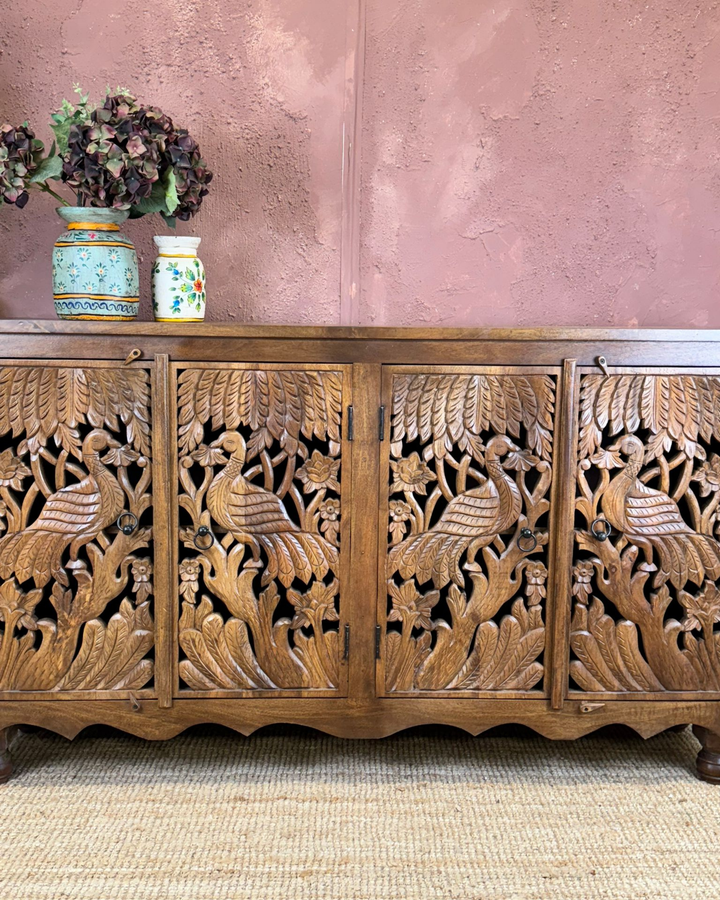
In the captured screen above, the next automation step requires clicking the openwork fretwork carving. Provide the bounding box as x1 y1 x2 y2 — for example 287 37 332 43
383 371 555 693
571 372 720 693
0 365 154 694
176 366 347 693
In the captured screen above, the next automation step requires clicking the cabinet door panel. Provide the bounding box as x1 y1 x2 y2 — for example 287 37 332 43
379 366 559 696
570 368 720 696
175 363 352 697
0 361 155 699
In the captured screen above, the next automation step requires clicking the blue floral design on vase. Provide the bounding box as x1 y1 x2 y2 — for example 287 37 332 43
52 207 139 320
151 236 206 322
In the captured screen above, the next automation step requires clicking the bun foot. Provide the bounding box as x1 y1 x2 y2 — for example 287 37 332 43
693 726 720 784
0 729 12 785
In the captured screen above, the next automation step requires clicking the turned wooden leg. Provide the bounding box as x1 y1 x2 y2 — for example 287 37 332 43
693 726 720 784
0 728 12 785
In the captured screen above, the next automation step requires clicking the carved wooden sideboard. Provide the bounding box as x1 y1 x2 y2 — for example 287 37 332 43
1 322 720 783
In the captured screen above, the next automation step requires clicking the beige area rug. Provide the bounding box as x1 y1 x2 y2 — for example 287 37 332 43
0 724 718 900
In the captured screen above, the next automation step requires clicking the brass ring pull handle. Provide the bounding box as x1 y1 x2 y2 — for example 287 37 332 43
193 525 214 551
517 527 538 553
591 517 612 542
116 512 138 535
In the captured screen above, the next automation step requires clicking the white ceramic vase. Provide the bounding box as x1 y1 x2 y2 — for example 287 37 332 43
151 236 206 322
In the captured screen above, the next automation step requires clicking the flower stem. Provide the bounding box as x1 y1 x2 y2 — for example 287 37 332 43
37 183 70 206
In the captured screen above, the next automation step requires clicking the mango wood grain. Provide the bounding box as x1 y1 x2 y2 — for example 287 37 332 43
0 325 719 784
0 698 718 743
548 359 578 709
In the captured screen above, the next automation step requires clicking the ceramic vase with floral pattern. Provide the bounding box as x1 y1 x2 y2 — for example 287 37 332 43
52 207 139 320
151 236 206 322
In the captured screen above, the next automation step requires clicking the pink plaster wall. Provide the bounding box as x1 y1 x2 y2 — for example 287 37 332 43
1 1 720 326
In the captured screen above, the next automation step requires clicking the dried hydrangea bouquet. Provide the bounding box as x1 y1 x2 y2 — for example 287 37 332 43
0 87 212 320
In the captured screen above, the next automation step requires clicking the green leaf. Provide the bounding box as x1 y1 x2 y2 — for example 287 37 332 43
163 168 179 216
29 152 63 184
161 213 177 230
130 179 169 218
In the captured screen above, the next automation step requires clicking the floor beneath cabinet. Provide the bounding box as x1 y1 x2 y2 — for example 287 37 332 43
1 724 718 900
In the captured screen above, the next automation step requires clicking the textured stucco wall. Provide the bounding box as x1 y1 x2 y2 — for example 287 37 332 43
1 1 720 326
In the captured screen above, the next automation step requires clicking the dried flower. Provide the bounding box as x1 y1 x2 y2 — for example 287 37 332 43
296 450 340 494
165 129 213 220
390 453 436 495
62 92 174 209
131 557 153 604
0 123 45 208
179 557 201 602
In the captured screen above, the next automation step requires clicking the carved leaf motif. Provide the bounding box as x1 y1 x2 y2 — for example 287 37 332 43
177 365 345 694
177 368 343 456
0 364 154 695
579 374 720 462
573 372 720 693
385 371 555 694
0 366 150 458
390 374 555 461
56 600 154 691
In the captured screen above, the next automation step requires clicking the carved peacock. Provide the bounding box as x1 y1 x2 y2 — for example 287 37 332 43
0 430 125 588
206 431 339 587
388 434 523 589
601 434 720 588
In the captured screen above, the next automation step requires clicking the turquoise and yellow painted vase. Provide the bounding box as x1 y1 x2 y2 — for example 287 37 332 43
151 235 206 322
52 207 139 320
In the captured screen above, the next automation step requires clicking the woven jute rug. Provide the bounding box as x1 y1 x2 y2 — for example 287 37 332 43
0 724 717 899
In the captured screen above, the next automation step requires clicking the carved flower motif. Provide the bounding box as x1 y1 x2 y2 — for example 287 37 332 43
0 449 31 490
319 498 341 546
524 561 548 607
389 500 412 545
589 448 624 469
191 444 228 467
692 454 720 497
296 450 340 494
179 557 201 602
679 581 720 633
102 444 140 467
0 498 7 533
131 558 153 604
0 578 42 632
390 453 436 495
503 449 539 471
572 561 594 606
288 579 340 630
387 580 439 631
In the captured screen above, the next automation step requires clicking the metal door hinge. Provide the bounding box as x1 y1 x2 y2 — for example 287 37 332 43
379 405 385 441
375 625 382 659
347 405 354 441
343 624 350 660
